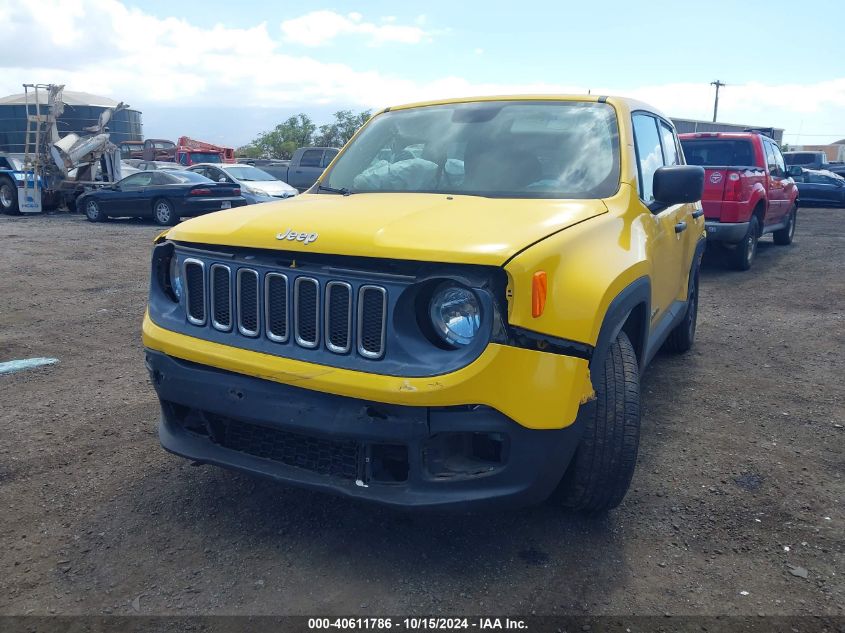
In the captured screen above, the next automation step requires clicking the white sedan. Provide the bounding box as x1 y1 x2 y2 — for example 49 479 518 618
188 163 297 204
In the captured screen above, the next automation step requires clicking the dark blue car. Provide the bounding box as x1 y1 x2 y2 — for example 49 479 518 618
80 170 247 226
794 169 845 207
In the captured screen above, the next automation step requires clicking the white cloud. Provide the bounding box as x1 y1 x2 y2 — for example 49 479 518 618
280 10 430 47
0 0 843 145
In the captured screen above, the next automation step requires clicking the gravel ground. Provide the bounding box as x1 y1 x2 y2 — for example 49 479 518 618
0 209 842 618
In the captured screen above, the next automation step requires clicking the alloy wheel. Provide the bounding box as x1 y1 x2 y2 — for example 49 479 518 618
86 200 100 220
155 201 171 224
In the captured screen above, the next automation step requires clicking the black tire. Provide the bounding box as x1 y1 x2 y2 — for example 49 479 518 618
83 198 106 222
0 177 20 215
557 330 641 513
728 214 759 271
773 205 797 246
65 190 84 213
664 268 699 353
153 198 177 226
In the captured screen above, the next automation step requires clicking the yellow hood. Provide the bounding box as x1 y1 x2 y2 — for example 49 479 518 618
166 193 607 266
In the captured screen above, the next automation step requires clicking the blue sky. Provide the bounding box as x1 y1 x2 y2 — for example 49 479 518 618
4 0 845 146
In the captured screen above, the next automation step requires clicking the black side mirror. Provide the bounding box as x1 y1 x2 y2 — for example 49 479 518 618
649 165 704 212
787 165 803 178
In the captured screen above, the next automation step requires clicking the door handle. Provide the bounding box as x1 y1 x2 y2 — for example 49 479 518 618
674 221 687 233
691 209 704 219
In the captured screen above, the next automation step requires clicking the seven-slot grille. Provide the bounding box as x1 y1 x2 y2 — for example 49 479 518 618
182 261 387 359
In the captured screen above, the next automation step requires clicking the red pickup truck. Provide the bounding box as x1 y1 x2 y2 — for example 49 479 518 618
679 132 798 270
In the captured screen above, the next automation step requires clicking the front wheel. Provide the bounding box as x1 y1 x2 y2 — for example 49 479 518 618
153 199 177 226
84 198 105 222
0 178 20 215
772 206 797 245
557 330 641 513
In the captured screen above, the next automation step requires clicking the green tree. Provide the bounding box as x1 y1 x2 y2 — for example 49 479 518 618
236 114 316 159
236 110 371 159
314 110 372 148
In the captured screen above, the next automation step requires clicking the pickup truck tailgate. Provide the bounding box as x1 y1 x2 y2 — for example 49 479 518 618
701 169 727 219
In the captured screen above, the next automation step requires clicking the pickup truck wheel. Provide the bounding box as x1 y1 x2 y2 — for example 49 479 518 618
773 206 797 245
664 269 698 353
728 215 759 271
0 178 20 215
556 330 640 513
153 199 177 226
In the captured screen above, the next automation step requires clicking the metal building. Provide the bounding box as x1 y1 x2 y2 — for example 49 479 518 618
671 117 784 144
0 90 142 154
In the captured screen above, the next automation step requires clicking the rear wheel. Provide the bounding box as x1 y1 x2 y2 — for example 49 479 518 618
728 215 759 271
773 205 797 245
84 198 105 222
557 330 641 513
0 178 19 215
153 198 177 226
665 268 699 353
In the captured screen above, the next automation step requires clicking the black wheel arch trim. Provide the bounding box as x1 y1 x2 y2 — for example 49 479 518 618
684 238 706 301
592 276 651 383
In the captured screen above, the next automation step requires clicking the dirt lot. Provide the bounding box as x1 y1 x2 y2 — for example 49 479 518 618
0 209 842 618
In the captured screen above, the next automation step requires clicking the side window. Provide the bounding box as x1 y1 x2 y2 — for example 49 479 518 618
321 149 339 168
121 173 152 187
808 173 835 185
150 171 169 185
770 143 786 178
658 121 680 166
632 113 665 203
300 150 323 167
763 141 779 175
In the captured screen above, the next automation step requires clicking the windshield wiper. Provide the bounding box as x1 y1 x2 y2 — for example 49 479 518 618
317 184 353 196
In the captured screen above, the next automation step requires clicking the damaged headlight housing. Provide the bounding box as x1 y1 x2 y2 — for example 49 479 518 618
169 254 183 301
429 283 481 347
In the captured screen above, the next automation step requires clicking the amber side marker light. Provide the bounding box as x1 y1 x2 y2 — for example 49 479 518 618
532 271 547 318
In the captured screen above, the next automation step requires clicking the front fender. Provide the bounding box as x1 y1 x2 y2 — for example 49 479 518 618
503 185 651 350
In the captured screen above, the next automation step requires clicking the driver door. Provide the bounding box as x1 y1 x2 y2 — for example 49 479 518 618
632 113 688 323
108 172 153 215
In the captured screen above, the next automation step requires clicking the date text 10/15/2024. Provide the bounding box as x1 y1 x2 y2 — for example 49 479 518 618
308 618 528 630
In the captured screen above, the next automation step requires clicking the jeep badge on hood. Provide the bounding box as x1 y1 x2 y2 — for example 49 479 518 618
276 229 318 245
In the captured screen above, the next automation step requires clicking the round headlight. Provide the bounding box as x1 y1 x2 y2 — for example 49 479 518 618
429 284 481 347
169 255 183 301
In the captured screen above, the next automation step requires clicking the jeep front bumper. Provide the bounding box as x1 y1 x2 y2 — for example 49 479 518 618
145 349 591 509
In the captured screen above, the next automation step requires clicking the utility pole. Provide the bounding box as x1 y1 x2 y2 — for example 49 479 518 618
710 80 725 122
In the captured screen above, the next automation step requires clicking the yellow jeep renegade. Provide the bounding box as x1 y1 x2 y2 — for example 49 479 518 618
143 95 705 511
